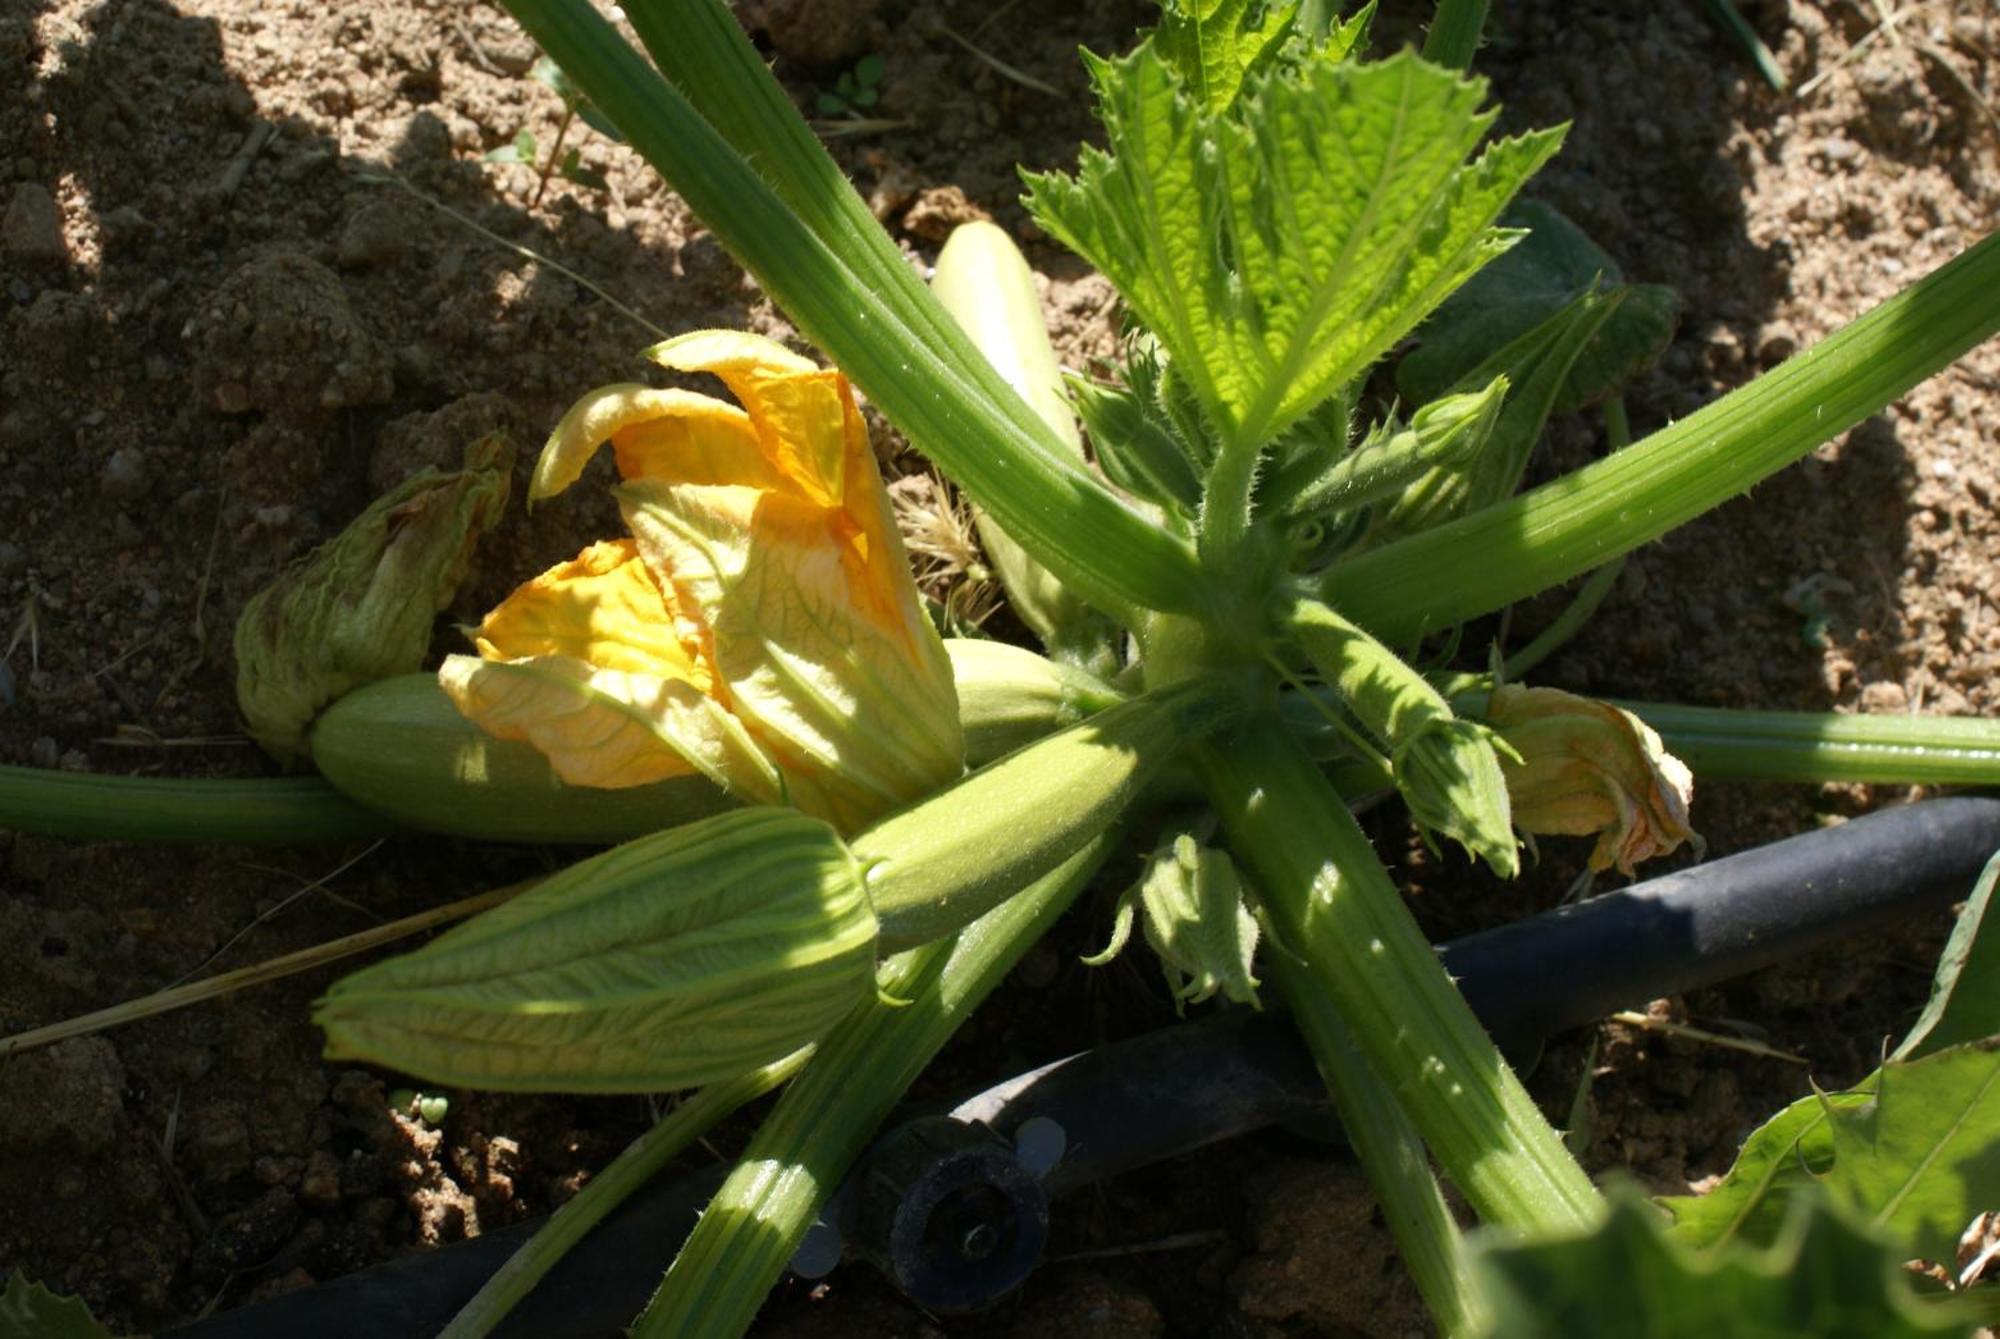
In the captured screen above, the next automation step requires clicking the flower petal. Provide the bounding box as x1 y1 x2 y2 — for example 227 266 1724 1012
471 539 706 685
1486 684 1699 877
439 652 782 801
532 384 779 502
618 476 963 832
646 329 846 505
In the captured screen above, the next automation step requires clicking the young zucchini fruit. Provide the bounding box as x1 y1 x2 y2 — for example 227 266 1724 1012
307 639 1123 844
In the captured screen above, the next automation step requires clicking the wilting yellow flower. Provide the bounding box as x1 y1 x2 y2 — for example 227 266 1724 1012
439 330 963 834
1485 684 1700 877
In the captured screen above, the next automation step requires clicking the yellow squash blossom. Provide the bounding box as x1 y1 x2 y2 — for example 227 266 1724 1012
1485 684 1700 877
438 330 964 834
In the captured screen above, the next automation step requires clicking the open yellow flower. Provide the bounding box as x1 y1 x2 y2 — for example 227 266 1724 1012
439 330 964 834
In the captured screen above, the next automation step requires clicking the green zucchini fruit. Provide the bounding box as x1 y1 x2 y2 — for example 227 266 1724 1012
308 639 1125 844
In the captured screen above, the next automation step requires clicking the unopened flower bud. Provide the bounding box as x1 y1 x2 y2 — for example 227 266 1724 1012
315 808 878 1092
235 433 513 764
1087 833 1261 1010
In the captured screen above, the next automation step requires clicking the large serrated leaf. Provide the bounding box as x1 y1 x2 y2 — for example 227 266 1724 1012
1473 1190 1975 1338
1153 0 1298 113
1026 48 1562 454
1397 198 1679 415
1896 850 2000 1061
1662 1043 2000 1268
0 1273 113 1339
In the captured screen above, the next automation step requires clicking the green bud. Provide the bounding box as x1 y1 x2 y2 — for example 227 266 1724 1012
1289 596 1519 877
235 433 513 764
1394 716 1521 879
1282 374 1506 521
1090 834 1261 1010
1066 372 1201 515
314 808 877 1092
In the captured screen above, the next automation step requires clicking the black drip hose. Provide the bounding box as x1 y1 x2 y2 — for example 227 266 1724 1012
168 797 2000 1336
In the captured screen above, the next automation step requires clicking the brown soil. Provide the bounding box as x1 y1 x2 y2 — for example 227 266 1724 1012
2 1 1997 1336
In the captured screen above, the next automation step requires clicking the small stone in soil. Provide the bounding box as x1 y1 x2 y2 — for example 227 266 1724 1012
1 182 65 262
99 446 152 503
336 199 409 270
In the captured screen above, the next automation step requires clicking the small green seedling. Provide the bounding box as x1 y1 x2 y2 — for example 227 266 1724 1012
815 54 885 116
388 1087 451 1126
485 54 627 206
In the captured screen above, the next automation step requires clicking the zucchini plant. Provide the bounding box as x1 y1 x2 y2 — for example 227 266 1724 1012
6 0 2000 1334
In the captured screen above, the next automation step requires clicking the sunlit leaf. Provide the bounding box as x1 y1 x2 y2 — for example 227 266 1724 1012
1153 0 1297 113
1027 47 1561 452
1662 1042 2000 1269
1896 851 2000 1061
1474 1189 1974 1338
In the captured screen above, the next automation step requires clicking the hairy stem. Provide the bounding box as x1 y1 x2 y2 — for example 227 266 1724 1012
633 834 1115 1337
1197 712 1602 1232
499 0 1203 620
1324 232 2000 640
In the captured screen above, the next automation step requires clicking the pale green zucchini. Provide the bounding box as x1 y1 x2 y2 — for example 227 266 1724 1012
308 639 1126 844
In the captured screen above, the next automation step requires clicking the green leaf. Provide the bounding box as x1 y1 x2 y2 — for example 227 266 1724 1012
852 86 877 108
1153 0 1298 113
0 1273 113 1339
1473 1189 1976 1338
485 127 538 165
854 53 885 87
1663 1042 2000 1268
1397 198 1679 414
1659 1091 1856 1250
1026 47 1562 454
1896 850 2000 1061
1299 0 1375 64
530 53 578 102
574 98 626 143
814 91 847 117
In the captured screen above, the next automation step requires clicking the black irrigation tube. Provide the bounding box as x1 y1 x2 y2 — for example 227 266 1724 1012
168 797 2000 1336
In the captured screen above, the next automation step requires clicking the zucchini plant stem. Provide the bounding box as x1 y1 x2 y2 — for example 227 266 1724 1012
1198 435 1265 572
437 1050 813 1339
861 677 1239 951
1422 0 1490 69
1196 711 1604 1233
1621 700 2000 786
634 833 1117 1338
1268 949 1486 1337
1325 229 2000 641
0 763 397 844
498 0 1204 624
